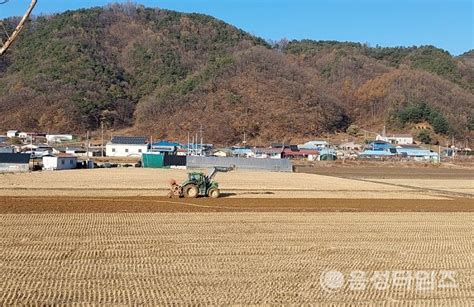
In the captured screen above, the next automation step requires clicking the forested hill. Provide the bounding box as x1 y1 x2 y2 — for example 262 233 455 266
0 4 472 144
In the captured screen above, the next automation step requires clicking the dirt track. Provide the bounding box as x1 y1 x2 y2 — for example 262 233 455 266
0 196 472 213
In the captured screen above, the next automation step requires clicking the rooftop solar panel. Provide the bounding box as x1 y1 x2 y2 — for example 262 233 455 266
111 136 147 145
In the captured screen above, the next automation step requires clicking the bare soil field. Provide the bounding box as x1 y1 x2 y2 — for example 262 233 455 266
1 212 471 305
0 196 472 213
296 165 474 180
1 167 472 305
1 168 470 199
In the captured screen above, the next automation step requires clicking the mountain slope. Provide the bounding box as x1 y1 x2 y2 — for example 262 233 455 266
0 4 472 143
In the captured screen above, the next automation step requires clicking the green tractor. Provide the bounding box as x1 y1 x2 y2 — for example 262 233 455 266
168 166 234 198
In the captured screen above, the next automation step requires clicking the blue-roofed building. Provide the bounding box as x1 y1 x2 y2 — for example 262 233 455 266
150 141 181 155
396 147 439 161
359 149 395 158
231 146 253 157
366 140 395 151
319 148 337 156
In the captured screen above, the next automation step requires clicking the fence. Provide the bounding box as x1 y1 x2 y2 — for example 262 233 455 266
0 163 29 173
186 156 293 172
142 153 187 168
164 155 186 167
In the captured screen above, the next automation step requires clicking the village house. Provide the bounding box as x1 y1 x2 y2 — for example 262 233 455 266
53 146 102 158
46 134 73 143
231 146 253 157
249 148 283 159
22 144 53 157
396 146 439 162
150 141 180 155
213 149 232 157
42 154 78 171
106 136 148 157
338 141 362 151
282 148 318 160
298 140 329 150
376 134 413 145
6 130 19 138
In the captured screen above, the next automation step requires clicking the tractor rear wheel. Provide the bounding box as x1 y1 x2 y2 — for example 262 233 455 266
183 184 199 198
208 188 220 199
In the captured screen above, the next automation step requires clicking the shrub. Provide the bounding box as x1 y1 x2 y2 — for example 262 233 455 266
417 129 432 144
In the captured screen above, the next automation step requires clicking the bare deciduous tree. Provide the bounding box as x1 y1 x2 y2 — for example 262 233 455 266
0 0 37 56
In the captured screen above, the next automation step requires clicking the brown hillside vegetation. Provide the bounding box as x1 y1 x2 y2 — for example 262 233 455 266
0 4 472 143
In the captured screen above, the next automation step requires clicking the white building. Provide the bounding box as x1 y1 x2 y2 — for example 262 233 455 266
6 130 19 138
249 148 283 159
42 155 78 170
18 132 30 139
46 134 73 143
22 144 53 158
106 136 148 157
376 134 413 145
213 149 233 157
298 140 329 150
338 141 362 151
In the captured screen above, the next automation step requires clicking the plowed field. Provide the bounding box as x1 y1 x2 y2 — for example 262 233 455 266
1 213 471 305
1 168 472 304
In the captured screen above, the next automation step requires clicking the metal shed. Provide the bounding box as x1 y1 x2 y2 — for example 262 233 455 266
0 153 30 173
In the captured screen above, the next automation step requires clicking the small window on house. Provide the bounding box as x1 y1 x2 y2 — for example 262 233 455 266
70 160 73 165
138 149 142 153
61 160 65 165
112 148 116 152
125 148 129 153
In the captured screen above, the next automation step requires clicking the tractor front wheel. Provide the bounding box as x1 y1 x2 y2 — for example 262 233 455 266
208 188 220 199
183 184 199 198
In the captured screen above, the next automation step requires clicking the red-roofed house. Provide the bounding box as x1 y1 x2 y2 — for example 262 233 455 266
282 148 318 160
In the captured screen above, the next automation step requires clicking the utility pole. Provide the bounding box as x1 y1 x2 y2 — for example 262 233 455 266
200 123 203 156
86 131 90 163
101 120 104 157
452 135 455 159
187 132 190 156
438 145 441 164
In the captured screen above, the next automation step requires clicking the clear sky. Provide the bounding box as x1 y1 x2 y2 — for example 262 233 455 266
0 0 472 55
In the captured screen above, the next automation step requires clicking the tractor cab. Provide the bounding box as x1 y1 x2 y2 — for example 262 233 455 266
188 172 206 184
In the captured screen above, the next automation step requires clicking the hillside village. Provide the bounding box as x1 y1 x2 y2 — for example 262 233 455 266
0 128 469 173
